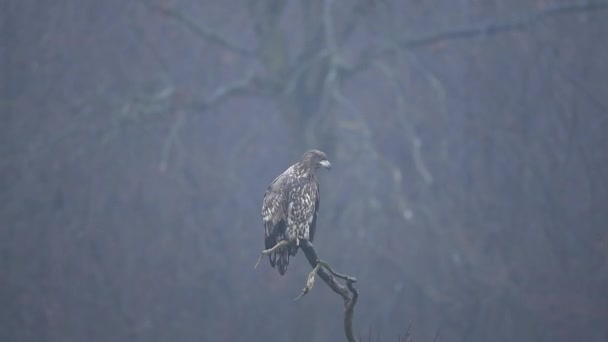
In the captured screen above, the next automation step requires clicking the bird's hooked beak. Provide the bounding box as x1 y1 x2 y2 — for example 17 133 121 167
319 160 332 170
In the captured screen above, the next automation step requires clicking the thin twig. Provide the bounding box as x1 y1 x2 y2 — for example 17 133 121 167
202 72 254 107
397 1 608 49
139 0 254 59
374 60 433 185
433 327 441 342
192 70 270 112
344 0 608 77
159 110 185 172
294 261 322 300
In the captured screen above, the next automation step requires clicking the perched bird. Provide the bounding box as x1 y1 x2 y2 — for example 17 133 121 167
259 149 332 275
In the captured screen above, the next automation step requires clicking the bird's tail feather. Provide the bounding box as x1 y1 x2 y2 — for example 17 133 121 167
268 251 277 267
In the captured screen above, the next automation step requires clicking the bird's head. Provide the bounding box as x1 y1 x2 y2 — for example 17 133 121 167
301 149 332 171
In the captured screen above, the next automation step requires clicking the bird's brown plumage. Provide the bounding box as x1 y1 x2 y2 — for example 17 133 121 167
261 150 331 275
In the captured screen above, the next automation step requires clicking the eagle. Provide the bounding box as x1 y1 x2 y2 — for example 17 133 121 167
259 149 332 275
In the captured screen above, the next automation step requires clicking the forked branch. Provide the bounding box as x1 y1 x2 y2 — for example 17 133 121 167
344 0 608 78
298 240 359 342
139 0 254 59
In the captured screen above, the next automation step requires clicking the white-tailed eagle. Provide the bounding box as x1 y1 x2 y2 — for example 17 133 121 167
260 150 332 275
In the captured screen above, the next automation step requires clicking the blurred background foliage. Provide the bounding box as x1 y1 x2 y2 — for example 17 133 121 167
1 0 608 341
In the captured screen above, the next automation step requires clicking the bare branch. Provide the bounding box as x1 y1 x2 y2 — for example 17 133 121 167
344 276 359 342
433 327 441 342
296 258 358 301
193 70 270 112
374 60 433 185
344 0 608 77
201 73 252 108
159 110 185 172
299 240 359 342
321 259 358 283
140 0 254 59
323 0 338 54
294 261 322 300
397 0 608 49
335 0 375 45
248 0 289 77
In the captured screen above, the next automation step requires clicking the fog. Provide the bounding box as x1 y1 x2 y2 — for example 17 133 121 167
2 1 608 341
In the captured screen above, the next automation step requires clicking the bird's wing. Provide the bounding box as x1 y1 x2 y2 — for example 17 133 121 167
262 170 290 242
309 182 319 242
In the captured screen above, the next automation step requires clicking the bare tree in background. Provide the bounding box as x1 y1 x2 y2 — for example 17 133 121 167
139 1 608 340
2 0 608 341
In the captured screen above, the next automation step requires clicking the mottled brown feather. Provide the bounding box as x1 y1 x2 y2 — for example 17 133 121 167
261 150 329 275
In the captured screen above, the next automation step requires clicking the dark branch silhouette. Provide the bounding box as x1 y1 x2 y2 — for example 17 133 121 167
194 71 267 111
298 240 359 342
397 0 608 49
345 0 608 77
139 0 255 59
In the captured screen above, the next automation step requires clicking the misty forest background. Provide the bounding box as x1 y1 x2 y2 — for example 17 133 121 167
2 0 608 341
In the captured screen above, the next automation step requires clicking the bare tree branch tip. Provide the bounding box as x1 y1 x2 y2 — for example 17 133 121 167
294 261 322 301
433 327 441 342
138 0 254 59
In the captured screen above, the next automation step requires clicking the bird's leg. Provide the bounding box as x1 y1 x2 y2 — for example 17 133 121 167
254 240 289 269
